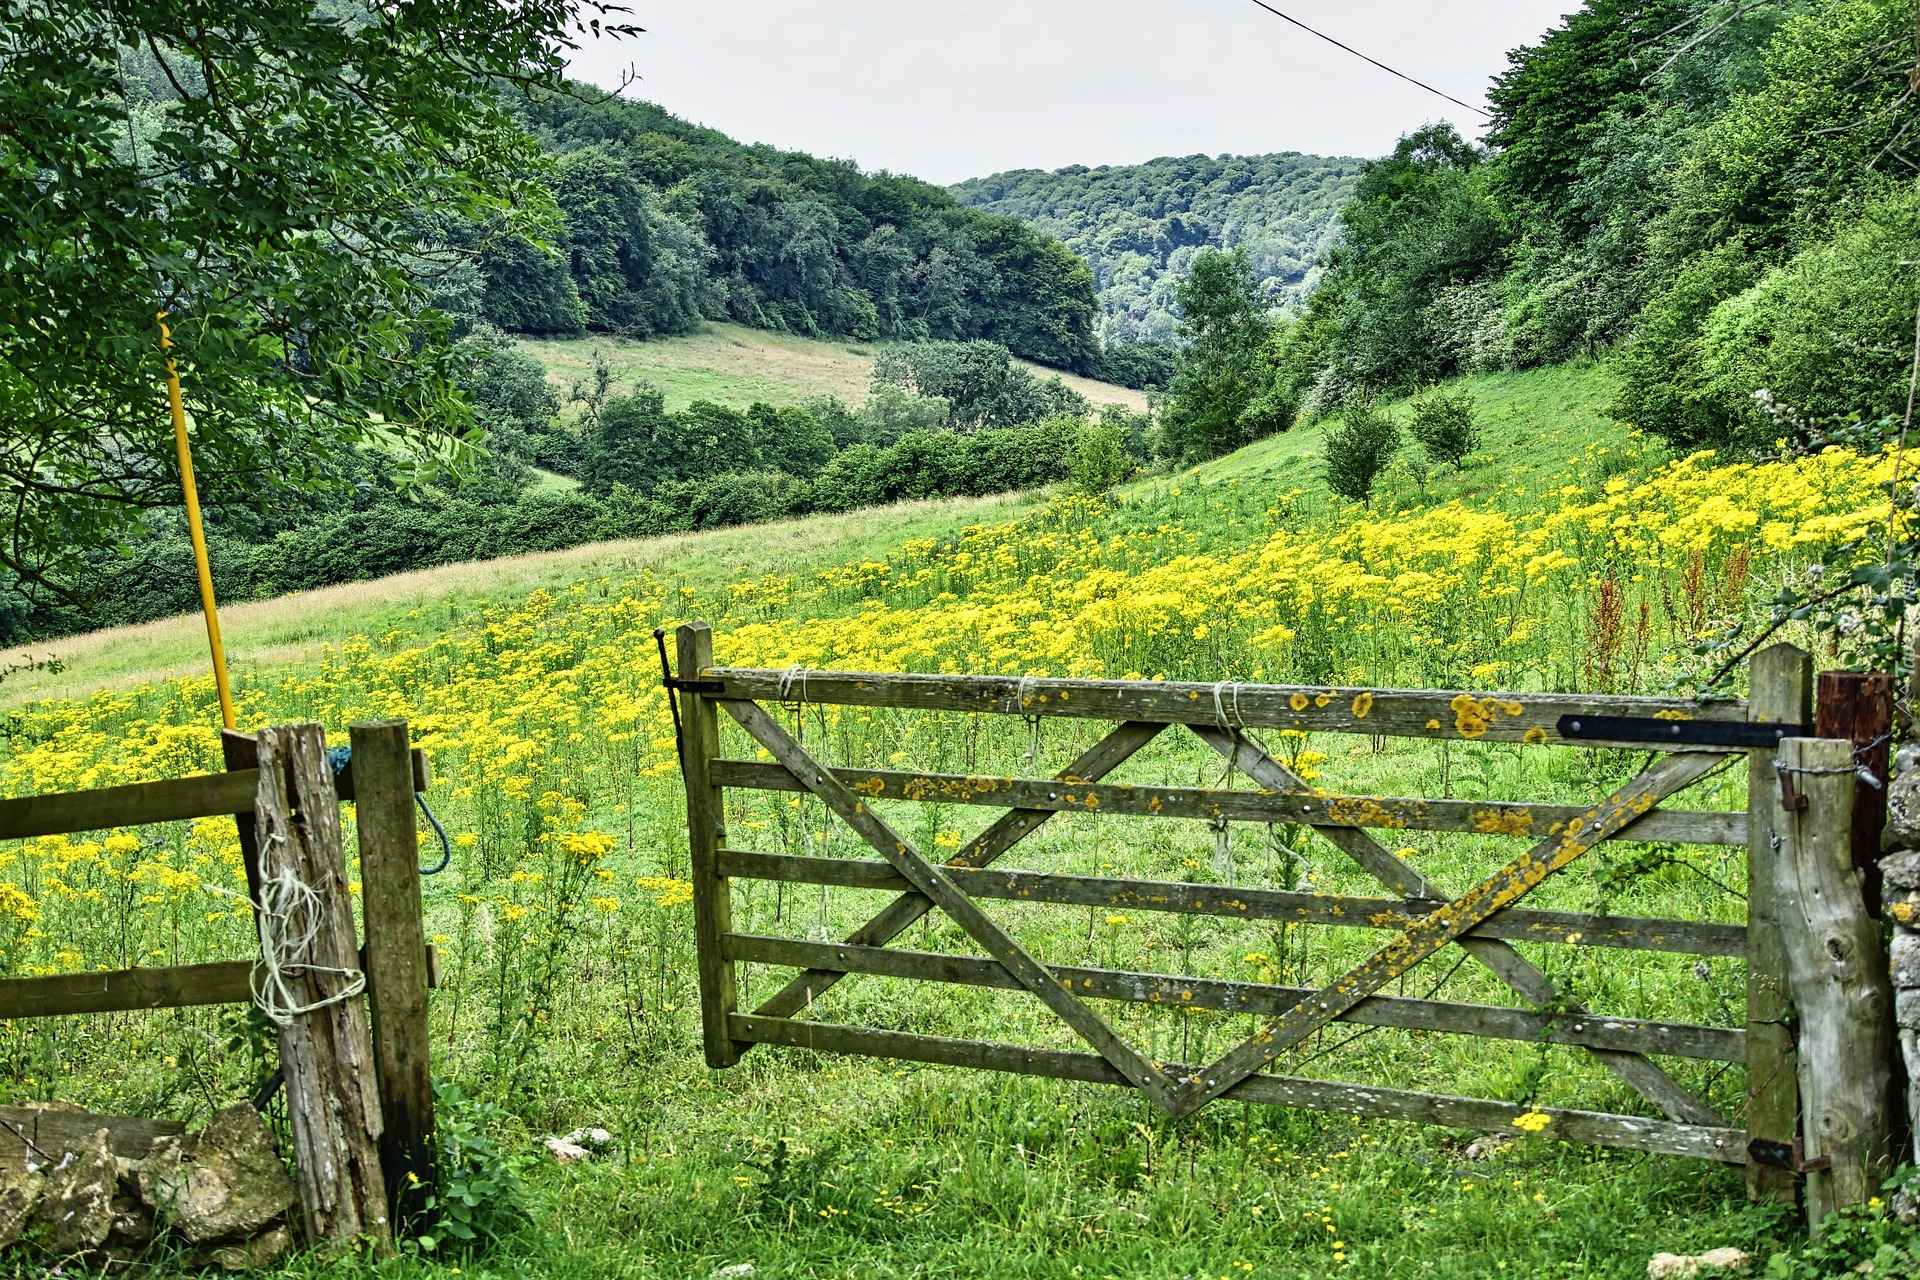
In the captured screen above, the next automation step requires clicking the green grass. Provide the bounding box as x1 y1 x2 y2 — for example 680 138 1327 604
1184 360 1632 503
515 322 1151 415
0 358 1863 1279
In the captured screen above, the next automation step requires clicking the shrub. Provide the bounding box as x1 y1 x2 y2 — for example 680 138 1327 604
1407 387 1481 470
1069 423 1131 494
1608 242 1760 450
1323 399 1401 504
1697 189 1920 448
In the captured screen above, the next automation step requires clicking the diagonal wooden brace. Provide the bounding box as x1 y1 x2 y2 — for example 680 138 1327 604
722 699 1186 1115
1168 748 1728 1118
752 721 1166 1020
1188 725 1727 1125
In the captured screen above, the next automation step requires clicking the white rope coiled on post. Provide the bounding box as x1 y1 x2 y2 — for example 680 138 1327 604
205 852 367 1028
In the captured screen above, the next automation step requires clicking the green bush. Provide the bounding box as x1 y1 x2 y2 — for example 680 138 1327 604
1323 399 1401 505
1609 242 1761 450
1069 422 1131 495
1698 190 1920 447
1760 1195 1920 1278
1406 386 1481 470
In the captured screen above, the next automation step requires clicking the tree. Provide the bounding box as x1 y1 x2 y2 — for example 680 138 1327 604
1312 124 1507 396
747 403 837 479
673 401 761 479
1069 423 1130 495
1160 248 1287 459
0 0 632 594
585 386 673 495
871 341 1087 431
1323 400 1401 505
1406 387 1481 471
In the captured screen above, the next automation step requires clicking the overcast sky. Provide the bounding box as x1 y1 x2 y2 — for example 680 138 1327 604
562 2 1578 186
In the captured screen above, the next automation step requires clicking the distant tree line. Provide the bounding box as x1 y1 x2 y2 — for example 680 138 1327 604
951 153 1362 346
441 87 1132 378
6 337 1150 643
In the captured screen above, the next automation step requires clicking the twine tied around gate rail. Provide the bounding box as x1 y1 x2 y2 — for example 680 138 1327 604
1211 681 1247 734
205 845 367 1028
777 664 810 705
1007 675 1044 770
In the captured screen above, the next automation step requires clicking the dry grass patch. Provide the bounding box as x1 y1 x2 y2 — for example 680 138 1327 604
517 322 1149 414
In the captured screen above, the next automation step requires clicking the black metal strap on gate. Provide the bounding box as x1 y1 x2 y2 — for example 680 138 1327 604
1557 715 1813 749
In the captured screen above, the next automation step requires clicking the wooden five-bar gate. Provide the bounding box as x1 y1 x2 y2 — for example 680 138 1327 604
673 623 1875 1205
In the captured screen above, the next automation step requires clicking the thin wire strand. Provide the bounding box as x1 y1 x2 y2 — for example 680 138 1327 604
1242 0 1489 117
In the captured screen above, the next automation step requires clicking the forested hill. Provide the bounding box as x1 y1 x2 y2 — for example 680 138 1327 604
949 153 1362 345
461 88 1100 372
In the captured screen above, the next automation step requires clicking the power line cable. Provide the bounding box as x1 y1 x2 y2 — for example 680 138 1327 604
1241 0 1490 117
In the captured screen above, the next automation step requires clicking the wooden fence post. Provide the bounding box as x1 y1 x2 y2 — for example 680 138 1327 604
1815 671 1893 915
677 623 742 1067
1772 736 1896 1229
1747 643 1809 1203
255 723 392 1253
222 730 263 904
350 720 437 1238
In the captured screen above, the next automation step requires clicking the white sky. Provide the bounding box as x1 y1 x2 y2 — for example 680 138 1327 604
563 2 1579 185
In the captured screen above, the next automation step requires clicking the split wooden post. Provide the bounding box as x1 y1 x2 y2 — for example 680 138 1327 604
222 729 264 904
1746 643 1809 1202
1771 736 1896 1229
677 623 742 1067
350 720 437 1238
255 723 392 1253
1814 670 1893 915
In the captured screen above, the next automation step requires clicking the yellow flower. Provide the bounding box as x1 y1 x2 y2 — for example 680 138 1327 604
1511 1109 1551 1134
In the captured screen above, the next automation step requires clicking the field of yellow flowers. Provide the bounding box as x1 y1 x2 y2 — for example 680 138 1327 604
0 376 1901 1275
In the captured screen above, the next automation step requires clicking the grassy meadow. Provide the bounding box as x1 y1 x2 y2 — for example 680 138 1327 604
514 323 1152 416
4 360 1899 1278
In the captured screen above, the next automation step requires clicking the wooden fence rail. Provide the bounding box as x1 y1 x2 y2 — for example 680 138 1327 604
0 725 438 1251
675 625 1889 1224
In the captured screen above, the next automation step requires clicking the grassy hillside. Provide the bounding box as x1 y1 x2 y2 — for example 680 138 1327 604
515 322 1150 416
3 360 1888 1277
952 153 1362 345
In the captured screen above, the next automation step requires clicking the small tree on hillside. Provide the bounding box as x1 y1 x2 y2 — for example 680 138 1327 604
585 385 672 495
1407 387 1481 470
1160 248 1282 460
1069 422 1130 495
1323 400 1401 505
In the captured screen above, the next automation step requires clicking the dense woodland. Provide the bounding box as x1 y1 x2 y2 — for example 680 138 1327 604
951 153 1361 347
453 89 1107 376
1167 0 1920 461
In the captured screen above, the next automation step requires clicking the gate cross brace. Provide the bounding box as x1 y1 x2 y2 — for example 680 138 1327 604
722 699 1185 1114
1185 725 1728 1123
748 719 1167 1021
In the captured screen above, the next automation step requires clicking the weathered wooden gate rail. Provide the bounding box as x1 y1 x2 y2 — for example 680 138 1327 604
0 724 438 1252
676 625 1837 1192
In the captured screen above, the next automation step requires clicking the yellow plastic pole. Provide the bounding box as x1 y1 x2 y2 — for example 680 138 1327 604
157 312 236 731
